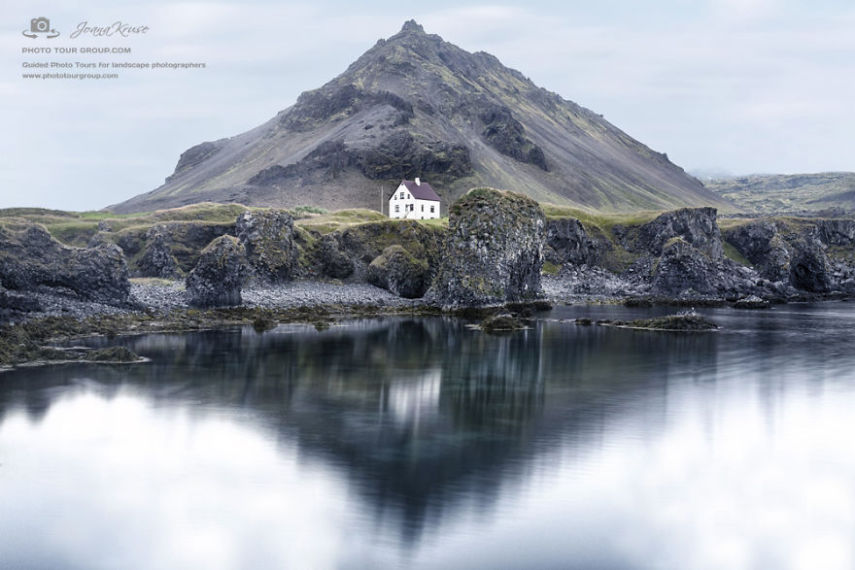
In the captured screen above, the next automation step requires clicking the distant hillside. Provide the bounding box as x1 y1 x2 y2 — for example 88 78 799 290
109 20 729 215
705 172 855 215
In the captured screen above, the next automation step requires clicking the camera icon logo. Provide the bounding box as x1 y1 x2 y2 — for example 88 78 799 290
23 16 60 39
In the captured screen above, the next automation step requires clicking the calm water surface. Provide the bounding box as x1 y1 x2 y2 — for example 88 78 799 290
2 303 855 569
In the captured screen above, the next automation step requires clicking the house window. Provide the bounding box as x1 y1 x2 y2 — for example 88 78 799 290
395 205 399 213
421 205 424 212
400 192 404 199
430 205 435 213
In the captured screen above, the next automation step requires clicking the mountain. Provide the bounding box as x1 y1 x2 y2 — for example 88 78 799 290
110 20 730 214
705 172 855 215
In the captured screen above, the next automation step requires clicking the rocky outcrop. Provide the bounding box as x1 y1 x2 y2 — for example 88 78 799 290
185 236 247 307
166 139 227 182
545 218 612 266
478 103 548 171
626 207 723 259
136 226 181 278
816 219 855 246
116 221 236 274
651 239 732 296
724 220 836 291
316 234 355 279
788 238 831 292
723 221 791 282
427 188 545 308
236 210 298 283
0 224 130 304
311 220 443 282
367 245 430 298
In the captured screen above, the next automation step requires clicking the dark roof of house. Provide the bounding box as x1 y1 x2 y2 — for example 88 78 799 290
400 179 441 202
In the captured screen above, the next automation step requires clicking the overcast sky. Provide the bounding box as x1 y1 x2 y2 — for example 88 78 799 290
2 0 853 211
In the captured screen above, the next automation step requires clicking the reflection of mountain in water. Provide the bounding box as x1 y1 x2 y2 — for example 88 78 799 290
0 315 722 543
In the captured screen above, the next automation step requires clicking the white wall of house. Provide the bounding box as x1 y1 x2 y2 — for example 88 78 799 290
388 183 440 219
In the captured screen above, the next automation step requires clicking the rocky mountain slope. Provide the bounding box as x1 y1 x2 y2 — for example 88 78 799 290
705 172 855 215
111 20 729 215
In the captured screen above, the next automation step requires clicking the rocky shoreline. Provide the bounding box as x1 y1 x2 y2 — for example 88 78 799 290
4 188 855 367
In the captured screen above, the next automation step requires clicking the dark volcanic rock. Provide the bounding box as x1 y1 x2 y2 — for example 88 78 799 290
651 239 722 296
0 285 42 320
166 140 227 182
622 313 718 331
249 132 471 191
545 218 612 266
723 221 791 282
249 140 354 185
816 219 855 246
367 245 430 298
725 220 836 291
236 210 298 283
71 242 132 304
478 103 548 170
351 131 472 182
305 220 443 282
137 226 181 278
0 224 130 304
317 234 355 279
427 188 545 308
280 84 414 132
788 238 831 293
116 221 236 274
631 208 723 259
481 312 526 333
186 236 247 307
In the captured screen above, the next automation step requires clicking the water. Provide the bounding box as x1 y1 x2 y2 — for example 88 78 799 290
2 303 855 569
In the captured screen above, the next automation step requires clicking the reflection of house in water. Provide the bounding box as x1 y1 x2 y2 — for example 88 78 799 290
384 369 442 427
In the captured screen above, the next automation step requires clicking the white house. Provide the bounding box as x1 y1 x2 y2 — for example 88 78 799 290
388 178 441 220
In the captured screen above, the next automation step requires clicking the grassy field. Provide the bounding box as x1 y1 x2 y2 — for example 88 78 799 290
705 172 855 215
0 202 251 246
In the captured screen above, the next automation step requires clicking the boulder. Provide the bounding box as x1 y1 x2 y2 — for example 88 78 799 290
789 238 831 293
480 312 527 333
317 234 355 279
427 188 545 308
70 241 132 303
236 210 298 283
651 239 722 296
186 236 247 307
0 224 130 304
137 226 180 278
367 245 430 298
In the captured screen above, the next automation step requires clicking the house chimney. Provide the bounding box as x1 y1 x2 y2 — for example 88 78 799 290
415 177 420 186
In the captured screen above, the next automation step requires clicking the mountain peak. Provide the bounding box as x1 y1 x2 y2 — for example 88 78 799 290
110 22 730 215
400 19 425 34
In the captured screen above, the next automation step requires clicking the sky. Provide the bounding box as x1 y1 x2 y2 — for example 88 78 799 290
2 0 853 211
